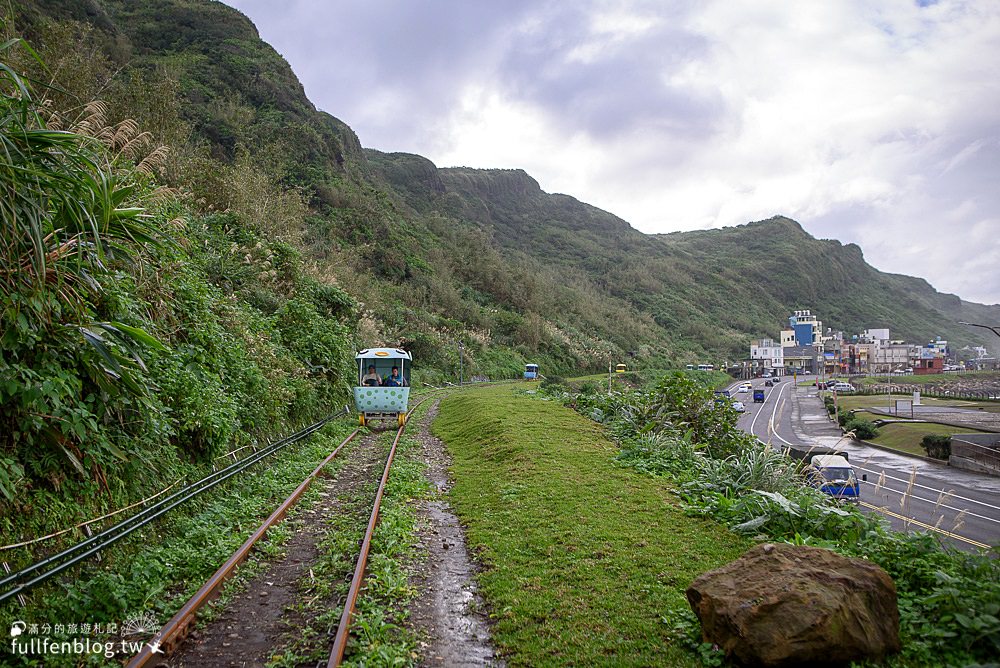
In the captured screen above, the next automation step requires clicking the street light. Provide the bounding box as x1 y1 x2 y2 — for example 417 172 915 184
959 322 1000 339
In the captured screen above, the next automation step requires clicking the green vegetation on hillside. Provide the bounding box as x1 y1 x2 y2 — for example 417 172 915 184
0 39 355 545
12 0 998 388
432 384 750 666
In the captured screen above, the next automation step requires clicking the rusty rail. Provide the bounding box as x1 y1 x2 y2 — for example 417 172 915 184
127 427 361 667
328 397 429 666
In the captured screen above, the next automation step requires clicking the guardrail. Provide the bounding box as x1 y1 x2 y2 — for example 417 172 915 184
951 439 1000 474
848 385 1000 402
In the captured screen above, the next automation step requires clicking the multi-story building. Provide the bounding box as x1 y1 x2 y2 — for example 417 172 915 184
843 341 876 375
783 345 819 374
873 342 916 373
821 336 843 375
914 339 948 374
750 338 784 376
862 328 890 346
788 310 823 346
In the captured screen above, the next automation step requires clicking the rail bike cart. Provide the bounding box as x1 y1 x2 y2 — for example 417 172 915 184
524 363 539 380
354 348 411 428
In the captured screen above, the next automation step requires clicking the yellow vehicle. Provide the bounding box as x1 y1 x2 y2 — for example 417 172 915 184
615 363 627 374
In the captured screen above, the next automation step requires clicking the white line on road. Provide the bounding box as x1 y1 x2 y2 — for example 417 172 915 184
861 502 991 549
765 388 1000 524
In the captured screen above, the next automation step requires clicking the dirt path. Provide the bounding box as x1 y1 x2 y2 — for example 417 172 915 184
166 433 383 667
407 401 503 667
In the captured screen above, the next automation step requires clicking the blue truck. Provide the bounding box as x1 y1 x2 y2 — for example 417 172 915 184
808 454 864 503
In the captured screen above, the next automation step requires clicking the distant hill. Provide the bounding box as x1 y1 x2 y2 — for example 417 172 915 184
14 0 999 375
369 150 999 357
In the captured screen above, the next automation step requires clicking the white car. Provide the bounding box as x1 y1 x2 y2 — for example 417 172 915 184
737 384 751 393
732 401 746 412
831 382 855 392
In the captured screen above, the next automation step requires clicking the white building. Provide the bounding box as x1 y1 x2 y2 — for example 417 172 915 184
750 338 784 375
862 328 890 346
873 343 917 372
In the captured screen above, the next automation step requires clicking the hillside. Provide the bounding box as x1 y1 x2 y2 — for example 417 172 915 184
369 152 1000 356
8 0 1000 373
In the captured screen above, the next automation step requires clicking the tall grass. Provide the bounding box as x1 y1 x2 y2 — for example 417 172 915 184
0 40 165 497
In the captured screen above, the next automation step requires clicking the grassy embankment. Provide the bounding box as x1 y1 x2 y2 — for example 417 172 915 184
432 383 750 666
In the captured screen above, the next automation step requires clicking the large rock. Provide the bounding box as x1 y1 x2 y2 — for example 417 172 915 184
686 543 900 666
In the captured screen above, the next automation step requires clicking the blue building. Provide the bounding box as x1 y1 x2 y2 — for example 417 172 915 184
788 309 822 346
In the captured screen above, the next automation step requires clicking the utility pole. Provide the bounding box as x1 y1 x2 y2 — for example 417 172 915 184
886 362 892 412
457 341 464 385
833 386 839 426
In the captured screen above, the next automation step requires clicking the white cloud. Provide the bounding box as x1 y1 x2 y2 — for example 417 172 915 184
226 0 1000 303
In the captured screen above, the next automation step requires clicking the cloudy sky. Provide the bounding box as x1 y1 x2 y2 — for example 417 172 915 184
225 0 1000 305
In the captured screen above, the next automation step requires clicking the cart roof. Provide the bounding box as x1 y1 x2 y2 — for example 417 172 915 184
356 348 411 361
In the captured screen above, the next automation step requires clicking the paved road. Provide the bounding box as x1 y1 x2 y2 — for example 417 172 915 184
727 377 1000 552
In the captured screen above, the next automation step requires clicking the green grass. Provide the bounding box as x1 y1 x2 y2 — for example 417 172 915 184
834 394 1000 413
565 373 607 383
848 410 985 457
432 384 750 666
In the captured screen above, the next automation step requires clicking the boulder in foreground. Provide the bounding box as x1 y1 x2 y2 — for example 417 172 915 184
686 543 900 666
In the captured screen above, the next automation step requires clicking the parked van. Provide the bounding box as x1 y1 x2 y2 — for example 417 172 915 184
807 454 864 503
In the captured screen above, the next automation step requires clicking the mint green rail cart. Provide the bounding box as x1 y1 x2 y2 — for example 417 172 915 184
354 348 411 428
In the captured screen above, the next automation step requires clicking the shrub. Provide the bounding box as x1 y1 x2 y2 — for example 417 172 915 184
540 375 565 389
920 434 952 460
844 418 879 440
615 432 700 478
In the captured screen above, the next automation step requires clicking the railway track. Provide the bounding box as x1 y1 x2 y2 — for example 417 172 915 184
127 395 431 667
0 416 339 607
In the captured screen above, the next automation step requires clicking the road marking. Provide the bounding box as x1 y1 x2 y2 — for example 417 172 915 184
757 388 1000 536
860 502 991 549
765 383 792 446
858 470 1000 526
740 381 998 544
852 464 1000 517
763 391 1000 519
747 380 786 437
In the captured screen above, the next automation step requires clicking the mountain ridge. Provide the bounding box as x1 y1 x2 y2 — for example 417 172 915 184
13 0 999 369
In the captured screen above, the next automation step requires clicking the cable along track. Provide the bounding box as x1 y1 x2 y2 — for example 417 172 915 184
0 416 338 607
